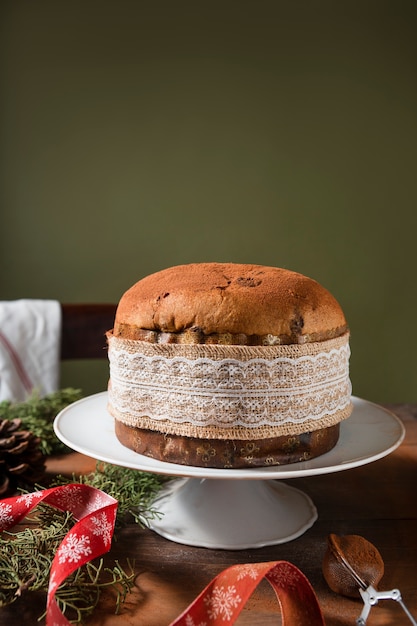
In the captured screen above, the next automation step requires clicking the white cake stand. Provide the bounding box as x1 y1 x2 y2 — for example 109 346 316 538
54 393 404 550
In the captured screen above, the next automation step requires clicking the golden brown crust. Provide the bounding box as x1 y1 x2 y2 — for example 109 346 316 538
114 263 347 340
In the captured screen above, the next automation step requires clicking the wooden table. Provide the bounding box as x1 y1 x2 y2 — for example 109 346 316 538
1 403 416 625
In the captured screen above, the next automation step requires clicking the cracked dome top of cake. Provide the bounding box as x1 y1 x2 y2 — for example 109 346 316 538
113 262 348 342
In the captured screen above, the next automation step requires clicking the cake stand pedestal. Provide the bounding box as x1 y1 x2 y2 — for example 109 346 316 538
148 477 316 549
54 393 405 549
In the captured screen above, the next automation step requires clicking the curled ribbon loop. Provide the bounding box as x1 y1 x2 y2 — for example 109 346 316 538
169 560 325 626
0 484 118 626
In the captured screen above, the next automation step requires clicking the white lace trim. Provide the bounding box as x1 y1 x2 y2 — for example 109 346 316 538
107 333 352 437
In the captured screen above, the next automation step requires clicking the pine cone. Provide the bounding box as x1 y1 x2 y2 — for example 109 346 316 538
0 418 46 497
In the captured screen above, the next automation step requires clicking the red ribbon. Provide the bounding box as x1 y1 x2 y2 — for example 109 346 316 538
169 560 325 626
0 487 324 625
0 484 118 626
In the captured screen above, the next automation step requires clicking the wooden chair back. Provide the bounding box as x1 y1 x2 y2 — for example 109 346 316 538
60 303 117 360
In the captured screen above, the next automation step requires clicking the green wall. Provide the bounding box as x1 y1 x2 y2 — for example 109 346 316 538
1 1 416 402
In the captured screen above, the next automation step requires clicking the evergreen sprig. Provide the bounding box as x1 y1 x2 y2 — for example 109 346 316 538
0 501 136 622
0 462 168 622
51 460 168 529
0 390 170 622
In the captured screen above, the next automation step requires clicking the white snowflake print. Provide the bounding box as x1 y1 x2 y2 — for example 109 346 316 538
55 485 85 514
204 585 242 621
58 532 92 564
267 563 301 590
48 570 59 594
90 511 113 547
236 564 260 581
0 503 14 526
83 491 111 515
16 491 43 508
185 615 207 626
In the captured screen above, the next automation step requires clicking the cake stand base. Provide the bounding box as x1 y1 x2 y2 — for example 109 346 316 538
148 477 317 550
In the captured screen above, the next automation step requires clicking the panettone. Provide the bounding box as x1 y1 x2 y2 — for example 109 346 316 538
107 263 352 468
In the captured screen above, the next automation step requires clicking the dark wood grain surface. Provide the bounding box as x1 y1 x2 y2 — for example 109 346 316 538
1 403 416 625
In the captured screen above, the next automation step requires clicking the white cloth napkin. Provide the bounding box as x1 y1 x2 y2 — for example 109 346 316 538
0 299 61 402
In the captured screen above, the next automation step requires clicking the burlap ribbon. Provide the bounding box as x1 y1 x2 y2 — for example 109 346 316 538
108 332 352 439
